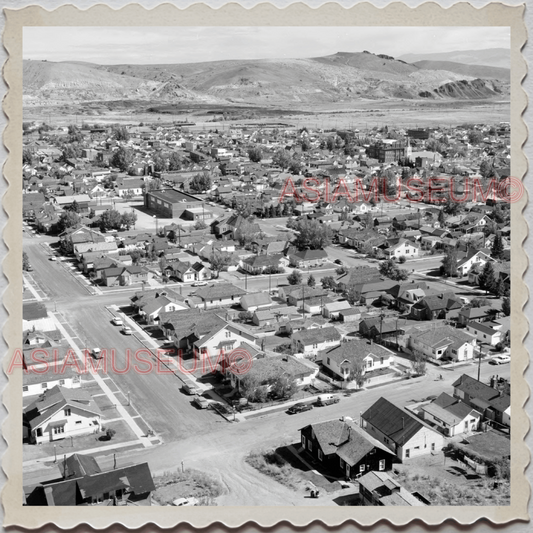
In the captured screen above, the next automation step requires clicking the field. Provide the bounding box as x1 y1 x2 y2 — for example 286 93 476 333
23 97 510 130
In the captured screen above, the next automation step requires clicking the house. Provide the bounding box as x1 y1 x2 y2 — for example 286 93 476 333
23 365 82 398
452 374 510 427
74 241 118 261
169 260 196 282
281 285 330 306
407 325 477 362
409 292 463 321
361 397 445 461
357 471 429 506
457 305 497 326
291 326 342 356
456 250 493 276
300 419 396 480
322 300 352 319
382 238 419 260
322 339 394 383
359 317 404 341
193 283 247 309
465 321 505 346
23 302 56 333
60 226 106 254
229 354 317 391
23 386 102 444
241 254 286 275
240 292 273 312
252 308 277 327
288 248 328 268
24 454 155 506
191 262 212 281
339 307 364 323
420 392 481 437
130 289 188 324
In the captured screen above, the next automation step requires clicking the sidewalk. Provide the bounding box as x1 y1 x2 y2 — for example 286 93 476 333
50 313 155 448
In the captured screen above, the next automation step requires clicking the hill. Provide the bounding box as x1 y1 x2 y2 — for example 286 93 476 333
24 50 509 108
413 60 510 82
399 48 510 69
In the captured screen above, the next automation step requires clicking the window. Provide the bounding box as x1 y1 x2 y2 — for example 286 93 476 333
23 386 28 392
307 441 312 452
41 383 47 389
379 459 386 471
327 358 331 365
36 428 42 437
301 435 306 448
405 448 410 458
359 464 365 473
431 443 435 452
64 408 71 417
76 421 82 425
226 331 231 338
53 426 65 435
318 450 323 461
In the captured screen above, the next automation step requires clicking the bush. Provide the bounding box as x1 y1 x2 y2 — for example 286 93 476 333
398 255 406 264
106 428 116 440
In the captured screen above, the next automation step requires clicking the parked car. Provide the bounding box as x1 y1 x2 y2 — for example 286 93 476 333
121 326 133 335
287 402 313 414
92 348 103 360
172 497 199 506
49 256 57 261
192 281 208 287
111 316 123 326
333 259 343 265
182 381 201 395
315 394 340 407
192 395 209 409
490 355 511 365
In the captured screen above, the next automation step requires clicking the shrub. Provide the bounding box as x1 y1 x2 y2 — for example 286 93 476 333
398 255 406 264
106 428 116 440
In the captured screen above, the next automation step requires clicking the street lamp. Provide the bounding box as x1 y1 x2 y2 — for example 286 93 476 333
54 444 57 463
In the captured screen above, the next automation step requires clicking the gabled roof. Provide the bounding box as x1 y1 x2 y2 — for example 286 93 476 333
292 326 342 346
194 283 246 301
325 338 392 365
240 292 272 308
361 397 427 445
452 374 505 404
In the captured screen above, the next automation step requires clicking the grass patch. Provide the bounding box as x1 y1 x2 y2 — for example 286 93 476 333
394 471 510 506
245 449 299 490
152 468 224 506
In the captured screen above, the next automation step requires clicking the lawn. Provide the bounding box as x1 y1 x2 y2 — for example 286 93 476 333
152 468 224 506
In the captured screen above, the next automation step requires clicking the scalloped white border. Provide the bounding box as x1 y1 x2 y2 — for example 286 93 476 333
2 2 529 528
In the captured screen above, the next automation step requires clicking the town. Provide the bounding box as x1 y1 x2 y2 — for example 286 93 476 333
21 117 511 507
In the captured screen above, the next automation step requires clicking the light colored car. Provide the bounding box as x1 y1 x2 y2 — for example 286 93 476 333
182 381 201 395
192 395 209 409
112 316 124 326
490 355 511 365
92 348 103 359
192 281 208 287
49 256 57 261
121 326 133 335
172 497 199 507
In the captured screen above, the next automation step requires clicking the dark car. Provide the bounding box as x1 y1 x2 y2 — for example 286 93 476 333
333 259 343 265
287 402 313 414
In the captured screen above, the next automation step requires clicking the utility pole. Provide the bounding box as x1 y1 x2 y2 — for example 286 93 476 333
477 346 482 381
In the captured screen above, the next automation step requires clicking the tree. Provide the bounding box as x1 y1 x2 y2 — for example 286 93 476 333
22 251 31 271
494 278 506 297
346 285 359 306
99 209 122 231
105 428 117 440
348 359 366 389
470 297 488 308
238 311 253 323
120 212 137 230
190 172 211 193
194 220 207 230
411 350 427 377
491 232 505 259
53 210 80 234
248 147 262 163
478 262 497 293
111 147 134 172
130 250 142 265
272 149 292 170
210 251 232 278
168 151 182 171
287 269 302 285
307 274 316 287
293 218 332 250
111 125 130 141
240 374 268 403
159 255 168 275
438 209 446 226
152 152 167 173
321 276 336 291
441 249 458 278
235 218 258 246
22 149 33 166
480 160 493 179
379 259 409 281
147 178 162 192
468 130 483 144
271 375 298 400
502 296 511 317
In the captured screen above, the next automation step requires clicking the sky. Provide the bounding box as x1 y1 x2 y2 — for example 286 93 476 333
23 26 510 65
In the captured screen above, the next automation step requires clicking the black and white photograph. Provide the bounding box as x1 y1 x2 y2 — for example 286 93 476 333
3 2 527 528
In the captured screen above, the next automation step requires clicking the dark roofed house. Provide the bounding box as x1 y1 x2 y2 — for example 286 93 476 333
452 374 510 427
193 283 247 309
300 419 396 480
25 454 155 506
361 397 445 461
357 470 429 506
291 326 342 356
288 248 328 268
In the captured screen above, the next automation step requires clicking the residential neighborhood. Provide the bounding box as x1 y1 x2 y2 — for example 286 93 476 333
20 36 514 510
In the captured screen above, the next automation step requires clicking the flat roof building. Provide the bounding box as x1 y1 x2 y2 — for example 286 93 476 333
144 188 204 219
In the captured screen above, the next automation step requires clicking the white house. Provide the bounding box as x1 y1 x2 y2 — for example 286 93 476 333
420 393 481 437
408 325 477 362
291 326 342 356
383 239 419 260
322 300 352 319
322 339 394 382
456 250 493 277
23 386 102 444
465 321 504 346
23 366 82 398
240 292 273 313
